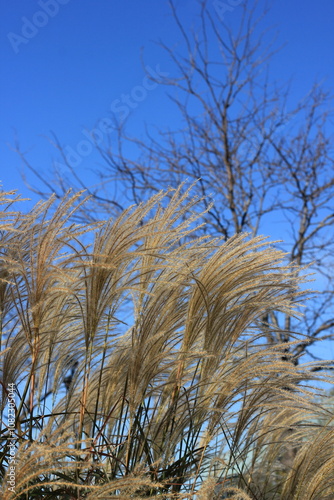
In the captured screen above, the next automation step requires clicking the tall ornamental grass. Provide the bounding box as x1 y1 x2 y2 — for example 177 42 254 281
0 186 333 499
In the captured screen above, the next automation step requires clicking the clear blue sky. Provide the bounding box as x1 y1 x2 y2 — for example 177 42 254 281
1 0 334 204
1 1 334 366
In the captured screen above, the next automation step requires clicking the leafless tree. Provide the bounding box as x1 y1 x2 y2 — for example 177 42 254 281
20 0 334 366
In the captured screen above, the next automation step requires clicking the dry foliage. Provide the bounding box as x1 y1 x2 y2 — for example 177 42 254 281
0 186 333 499
22 1 334 367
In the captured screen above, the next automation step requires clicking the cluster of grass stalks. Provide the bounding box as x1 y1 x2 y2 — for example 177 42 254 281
0 186 333 499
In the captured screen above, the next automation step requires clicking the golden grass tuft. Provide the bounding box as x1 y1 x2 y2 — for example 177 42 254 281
0 185 333 499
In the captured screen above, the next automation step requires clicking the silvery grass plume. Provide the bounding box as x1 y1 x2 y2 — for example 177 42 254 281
0 185 333 499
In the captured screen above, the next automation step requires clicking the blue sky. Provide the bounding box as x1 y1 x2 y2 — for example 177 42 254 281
1 1 334 367
1 0 334 205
